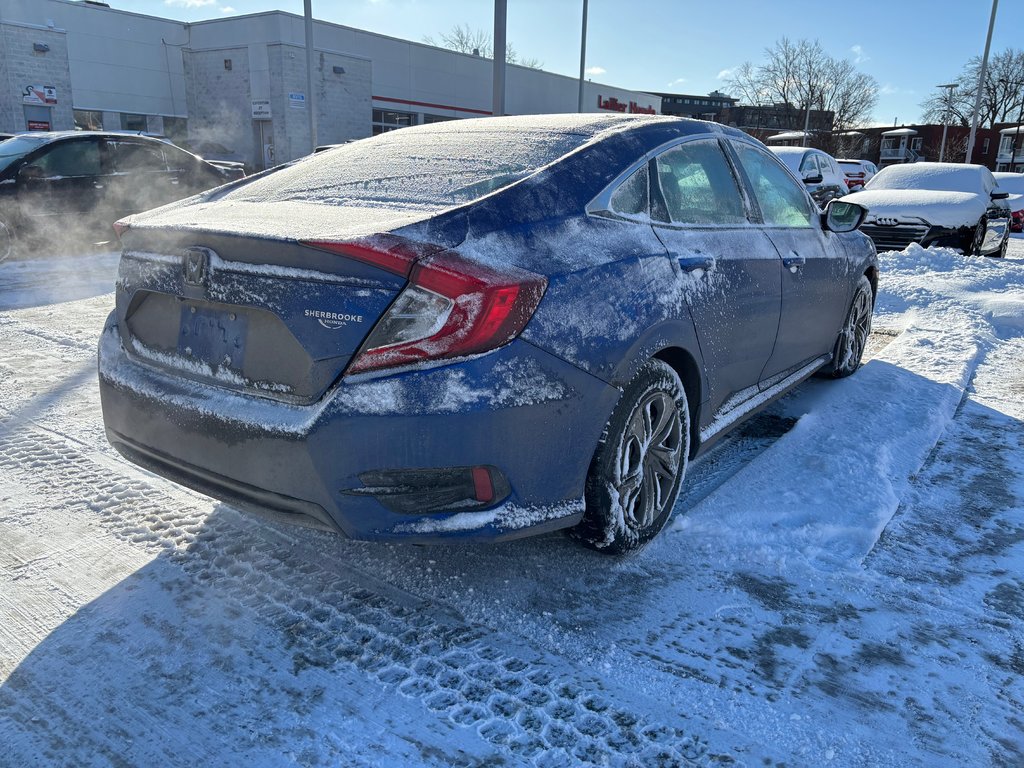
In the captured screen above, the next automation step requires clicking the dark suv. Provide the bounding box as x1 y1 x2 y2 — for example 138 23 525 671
0 132 238 261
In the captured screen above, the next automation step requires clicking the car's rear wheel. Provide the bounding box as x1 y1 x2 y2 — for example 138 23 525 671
823 275 873 379
0 219 14 263
574 359 689 554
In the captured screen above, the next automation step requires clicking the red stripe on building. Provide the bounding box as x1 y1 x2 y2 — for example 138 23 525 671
372 95 492 116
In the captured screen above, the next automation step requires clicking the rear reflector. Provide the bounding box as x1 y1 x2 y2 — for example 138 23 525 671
341 465 510 514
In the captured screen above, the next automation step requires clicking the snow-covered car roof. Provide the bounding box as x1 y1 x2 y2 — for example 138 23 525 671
865 162 997 195
993 172 1024 195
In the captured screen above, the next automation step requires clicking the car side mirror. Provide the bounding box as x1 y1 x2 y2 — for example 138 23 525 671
17 164 44 182
823 200 867 233
803 173 823 185
991 190 1009 200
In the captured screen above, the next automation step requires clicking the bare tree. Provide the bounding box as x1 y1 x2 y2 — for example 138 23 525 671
920 48 1024 128
423 25 543 69
726 37 879 144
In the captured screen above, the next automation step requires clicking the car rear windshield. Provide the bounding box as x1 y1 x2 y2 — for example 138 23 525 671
0 135 47 174
220 124 592 209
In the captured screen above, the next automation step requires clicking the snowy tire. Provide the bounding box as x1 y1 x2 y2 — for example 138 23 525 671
573 359 689 555
823 275 873 379
967 219 986 256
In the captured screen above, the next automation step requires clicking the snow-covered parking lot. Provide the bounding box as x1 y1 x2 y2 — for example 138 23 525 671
1 240 1022 766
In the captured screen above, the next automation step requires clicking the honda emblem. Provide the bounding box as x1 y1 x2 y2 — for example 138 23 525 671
183 247 209 287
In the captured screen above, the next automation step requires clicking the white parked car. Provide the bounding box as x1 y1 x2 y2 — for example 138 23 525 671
842 162 1011 257
769 147 848 206
837 159 878 192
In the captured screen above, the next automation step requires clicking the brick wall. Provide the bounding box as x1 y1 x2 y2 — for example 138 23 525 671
0 23 73 132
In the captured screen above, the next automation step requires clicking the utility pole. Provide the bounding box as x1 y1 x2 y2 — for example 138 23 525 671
577 0 589 113
937 83 957 162
966 0 999 163
304 0 317 152
492 0 507 117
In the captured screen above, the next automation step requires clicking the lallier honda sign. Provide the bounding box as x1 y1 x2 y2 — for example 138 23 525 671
597 95 656 114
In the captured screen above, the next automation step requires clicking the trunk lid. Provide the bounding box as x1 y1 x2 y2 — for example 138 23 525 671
116 201 440 403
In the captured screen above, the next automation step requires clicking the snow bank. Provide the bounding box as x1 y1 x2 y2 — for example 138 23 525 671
669 242 1024 573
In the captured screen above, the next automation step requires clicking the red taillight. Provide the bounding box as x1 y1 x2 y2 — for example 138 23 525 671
346 249 547 375
113 219 130 239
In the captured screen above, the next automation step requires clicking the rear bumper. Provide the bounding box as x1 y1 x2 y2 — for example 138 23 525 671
98 313 619 542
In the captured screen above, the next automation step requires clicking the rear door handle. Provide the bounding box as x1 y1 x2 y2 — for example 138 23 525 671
783 254 806 272
675 254 715 273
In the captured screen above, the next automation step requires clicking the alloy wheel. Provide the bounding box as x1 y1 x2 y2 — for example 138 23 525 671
613 391 683 532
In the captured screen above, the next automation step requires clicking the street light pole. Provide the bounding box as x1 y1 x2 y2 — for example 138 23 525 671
937 83 957 162
577 0 589 113
966 0 999 163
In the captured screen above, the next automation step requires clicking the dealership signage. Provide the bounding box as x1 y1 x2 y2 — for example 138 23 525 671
288 92 306 109
597 95 656 115
251 99 272 119
23 85 57 105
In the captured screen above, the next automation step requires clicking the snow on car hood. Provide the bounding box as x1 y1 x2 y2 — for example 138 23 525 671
840 189 986 228
122 198 435 241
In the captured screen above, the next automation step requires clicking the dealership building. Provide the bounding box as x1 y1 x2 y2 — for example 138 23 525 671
0 0 660 169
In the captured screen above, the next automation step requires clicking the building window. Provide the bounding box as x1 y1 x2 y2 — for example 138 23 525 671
422 113 456 124
911 137 923 151
120 113 148 132
73 109 103 131
163 116 188 144
982 138 990 154
372 108 416 135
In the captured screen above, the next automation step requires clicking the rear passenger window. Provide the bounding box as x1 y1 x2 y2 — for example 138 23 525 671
732 142 814 228
653 140 746 225
609 164 648 218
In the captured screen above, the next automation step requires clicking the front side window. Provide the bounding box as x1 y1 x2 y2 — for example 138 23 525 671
653 140 746 225
798 153 818 176
732 142 814 228
33 140 102 177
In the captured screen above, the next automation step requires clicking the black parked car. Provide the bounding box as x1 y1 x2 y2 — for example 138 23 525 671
0 132 239 261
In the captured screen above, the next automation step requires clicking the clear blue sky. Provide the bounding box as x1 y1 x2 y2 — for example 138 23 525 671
120 0 1024 127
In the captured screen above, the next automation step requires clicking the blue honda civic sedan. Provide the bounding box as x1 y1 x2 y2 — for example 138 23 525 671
98 114 876 554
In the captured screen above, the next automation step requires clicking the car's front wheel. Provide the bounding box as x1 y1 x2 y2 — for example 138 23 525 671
574 359 689 555
967 219 987 256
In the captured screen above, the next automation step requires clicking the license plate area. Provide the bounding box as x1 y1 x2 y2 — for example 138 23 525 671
179 301 248 370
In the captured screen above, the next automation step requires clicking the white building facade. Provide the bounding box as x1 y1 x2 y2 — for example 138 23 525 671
0 0 660 169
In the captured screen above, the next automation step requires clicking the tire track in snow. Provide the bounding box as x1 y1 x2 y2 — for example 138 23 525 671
0 412 757 766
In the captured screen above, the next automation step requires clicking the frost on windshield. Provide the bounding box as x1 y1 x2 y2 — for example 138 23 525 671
222 116 625 210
